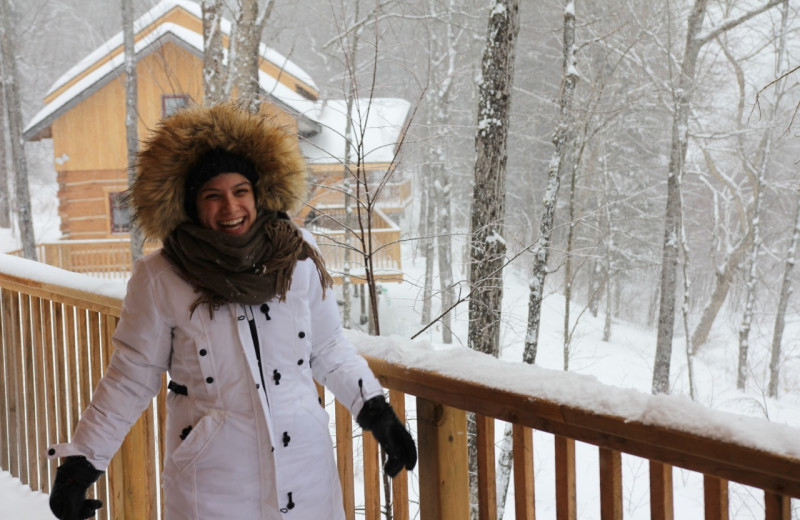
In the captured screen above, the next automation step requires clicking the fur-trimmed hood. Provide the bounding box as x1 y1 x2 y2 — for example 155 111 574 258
133 103 308 240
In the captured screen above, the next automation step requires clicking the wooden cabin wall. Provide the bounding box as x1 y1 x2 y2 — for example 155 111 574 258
54 42 203 239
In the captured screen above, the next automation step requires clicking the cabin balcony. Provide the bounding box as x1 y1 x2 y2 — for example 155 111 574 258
1 256 798 520
7 209 403 284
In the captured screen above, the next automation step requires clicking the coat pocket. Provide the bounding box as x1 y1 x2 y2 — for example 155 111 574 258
166 408 227 475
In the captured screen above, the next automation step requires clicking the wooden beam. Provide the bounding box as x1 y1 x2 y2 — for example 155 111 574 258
417 398 468 520
513 424 535 520
650 461 673 520
599 448 622 520
555 435 576 520
703 475 728 520
477 414 496 520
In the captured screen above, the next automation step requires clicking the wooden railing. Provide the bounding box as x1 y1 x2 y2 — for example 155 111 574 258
6 219 403 283
1 255 799 519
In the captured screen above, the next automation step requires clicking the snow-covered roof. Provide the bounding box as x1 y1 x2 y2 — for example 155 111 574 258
298 98 411 165
23 0 411 166
23 0 320 140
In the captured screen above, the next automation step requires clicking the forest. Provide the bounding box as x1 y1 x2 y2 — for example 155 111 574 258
2 0 799 399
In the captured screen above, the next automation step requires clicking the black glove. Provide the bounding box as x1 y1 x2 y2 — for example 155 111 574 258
357 395 417 477
49 455 104 520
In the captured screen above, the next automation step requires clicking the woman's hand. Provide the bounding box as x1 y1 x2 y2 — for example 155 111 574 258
49 456 104 520
357 395 417 477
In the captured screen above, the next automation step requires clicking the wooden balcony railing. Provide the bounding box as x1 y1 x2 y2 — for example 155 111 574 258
6 218 403 283
1 254 798 519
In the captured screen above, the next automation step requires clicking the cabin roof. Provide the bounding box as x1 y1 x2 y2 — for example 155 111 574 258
23 0 410 167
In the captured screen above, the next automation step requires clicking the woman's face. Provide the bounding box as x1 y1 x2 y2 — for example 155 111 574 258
196 173 257 235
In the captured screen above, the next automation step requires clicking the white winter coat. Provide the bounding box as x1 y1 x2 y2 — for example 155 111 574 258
49 232 384 519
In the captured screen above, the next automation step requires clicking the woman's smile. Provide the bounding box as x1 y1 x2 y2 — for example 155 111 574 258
196 173 257 235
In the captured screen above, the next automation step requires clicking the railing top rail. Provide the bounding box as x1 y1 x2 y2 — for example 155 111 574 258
352 332 800 499
0 253 125 315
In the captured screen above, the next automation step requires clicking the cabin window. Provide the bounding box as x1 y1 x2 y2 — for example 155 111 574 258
162 94 191 117
109 192 130 234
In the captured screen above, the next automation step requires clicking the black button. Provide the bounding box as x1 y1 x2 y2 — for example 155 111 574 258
298 331 306 338
206 377 214 384
199 349 207 356
297 359 304 365
256 383 260 389
48 448 55 456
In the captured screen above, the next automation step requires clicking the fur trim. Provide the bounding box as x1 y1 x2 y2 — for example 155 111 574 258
133 103 308 240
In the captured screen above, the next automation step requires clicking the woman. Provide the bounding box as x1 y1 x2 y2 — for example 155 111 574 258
47 103 416 520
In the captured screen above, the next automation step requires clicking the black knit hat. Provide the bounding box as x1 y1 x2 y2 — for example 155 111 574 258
184 148 259 221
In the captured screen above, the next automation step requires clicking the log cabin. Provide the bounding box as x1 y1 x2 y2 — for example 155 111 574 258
22 0 411 281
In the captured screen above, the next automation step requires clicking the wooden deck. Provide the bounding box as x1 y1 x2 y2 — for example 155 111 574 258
0 256 798 519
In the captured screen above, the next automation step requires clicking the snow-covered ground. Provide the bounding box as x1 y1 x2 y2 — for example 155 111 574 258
2 198 799 518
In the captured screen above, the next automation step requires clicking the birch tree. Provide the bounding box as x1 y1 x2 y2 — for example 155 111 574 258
0 75 9 228
227 0 275 112
522 0 578 365
769 194 800 397
0 0 35 259
651 0 782 395
468 0 519 516
201 0 226 105
122 0 142 262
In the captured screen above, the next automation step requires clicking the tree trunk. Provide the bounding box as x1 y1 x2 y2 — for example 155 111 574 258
201 0 225 105
652 0 708 394
228 0 274 112
651 0 784 396
0 0 35 259
121 0 142 263
467 1 520 516
0 76 9 228
769 196 800 397
522 0 578 365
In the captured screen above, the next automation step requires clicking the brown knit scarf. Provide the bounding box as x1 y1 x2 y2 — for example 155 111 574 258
162 211 333 316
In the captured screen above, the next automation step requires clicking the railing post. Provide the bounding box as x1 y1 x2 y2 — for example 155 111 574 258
512 424 535 520
703 475 728 520
599 448 622 520
650 461 674 520
764 492 790 520
477 414 496 520
555 435 576 520
416 397 468 520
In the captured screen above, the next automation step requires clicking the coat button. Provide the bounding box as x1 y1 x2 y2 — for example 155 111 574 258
283 431 291 447
48 448 55 456
199 349 208 356
297 359 304 365
298 331 306 338
256 383 260 389
206 377 214 384
273 370 281 385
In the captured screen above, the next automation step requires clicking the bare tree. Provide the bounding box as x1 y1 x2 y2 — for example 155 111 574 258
522 0 578 365
651 0 782 395
122 0 142 262
769 194 800 397
226 0 275 111
201 0 226 105
467 0 520 516
0 0 35 259
0 75 9 228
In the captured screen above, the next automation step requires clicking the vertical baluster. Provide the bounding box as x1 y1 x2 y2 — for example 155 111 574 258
703 475 728 520
335 399 355 520
555 435 576 520
389 389 410 520
649 461 674 520
764 492 790 520
363 422 381 519
512 424 535 520
21 294 36 487
599 448 622 520
477 414 496 520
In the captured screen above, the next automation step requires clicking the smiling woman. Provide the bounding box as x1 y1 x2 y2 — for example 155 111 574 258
195 173 257 235
45 103 416 520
